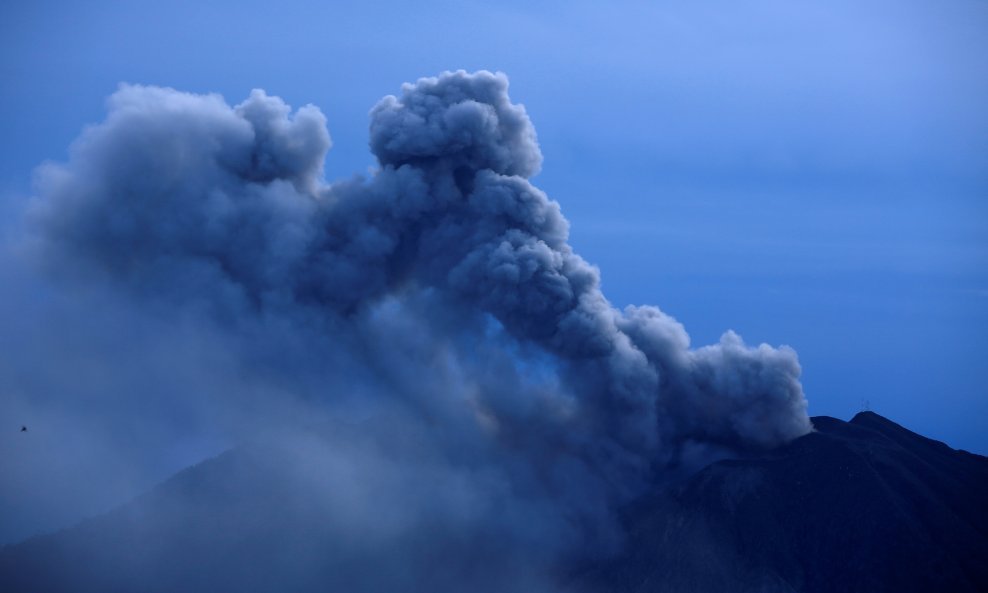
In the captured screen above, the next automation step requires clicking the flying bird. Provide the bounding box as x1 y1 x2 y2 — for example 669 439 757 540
20 425 27 432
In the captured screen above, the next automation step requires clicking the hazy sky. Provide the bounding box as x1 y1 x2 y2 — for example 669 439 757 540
1 0 986 544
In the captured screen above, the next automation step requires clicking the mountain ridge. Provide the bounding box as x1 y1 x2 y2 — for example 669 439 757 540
571 411 988 592
2 411 986 593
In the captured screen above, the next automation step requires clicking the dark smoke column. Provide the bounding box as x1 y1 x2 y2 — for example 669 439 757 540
366 71 812 462
32 71 812 480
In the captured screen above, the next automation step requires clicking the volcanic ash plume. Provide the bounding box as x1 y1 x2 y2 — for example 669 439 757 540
29 70 812 583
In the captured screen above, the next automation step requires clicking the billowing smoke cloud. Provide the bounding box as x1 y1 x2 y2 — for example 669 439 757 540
25 71 811 589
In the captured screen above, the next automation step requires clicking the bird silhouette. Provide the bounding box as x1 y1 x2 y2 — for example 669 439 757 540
20 425 27 432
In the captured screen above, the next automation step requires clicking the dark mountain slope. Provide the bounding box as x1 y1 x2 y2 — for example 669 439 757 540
2 412 986 593
573 412 988 592
0 423 561 593
0 446 326 593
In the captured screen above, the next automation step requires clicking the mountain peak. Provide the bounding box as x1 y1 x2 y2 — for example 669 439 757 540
3 411 987 593
849 409 910 430
573 410 988 593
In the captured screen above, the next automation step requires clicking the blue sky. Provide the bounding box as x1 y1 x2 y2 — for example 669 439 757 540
0 0 986 541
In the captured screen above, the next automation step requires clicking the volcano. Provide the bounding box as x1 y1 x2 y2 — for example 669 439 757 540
1 411 985 593
570 411 988 592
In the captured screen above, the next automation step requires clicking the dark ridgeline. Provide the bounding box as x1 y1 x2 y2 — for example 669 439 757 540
571 411 988 593
1 411 985 593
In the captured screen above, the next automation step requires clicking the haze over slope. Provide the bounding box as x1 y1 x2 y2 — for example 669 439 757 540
2 412 985 592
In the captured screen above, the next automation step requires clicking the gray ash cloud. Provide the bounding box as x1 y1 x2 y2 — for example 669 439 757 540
25 70 812 589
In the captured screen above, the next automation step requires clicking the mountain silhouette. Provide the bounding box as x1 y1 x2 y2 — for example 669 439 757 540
1 412 985 592
570 411 988 592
